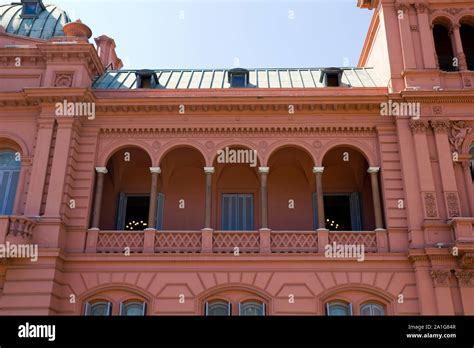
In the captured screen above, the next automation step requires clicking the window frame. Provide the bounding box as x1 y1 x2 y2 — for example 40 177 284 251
204 300 231 316
84 301 112 316
326 301 353 316
119 300 147 316
360 302 385 316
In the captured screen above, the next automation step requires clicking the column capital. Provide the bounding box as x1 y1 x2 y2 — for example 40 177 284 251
95 167 108 174
258 167 270 174
204 166 215 174
313 166 325 174
150 167 161 174
367 167 380 174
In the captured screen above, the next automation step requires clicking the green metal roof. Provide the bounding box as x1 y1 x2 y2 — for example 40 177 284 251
0 2 71 40
92 68 384 90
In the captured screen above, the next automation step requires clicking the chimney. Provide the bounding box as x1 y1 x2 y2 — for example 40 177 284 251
94 35 123 70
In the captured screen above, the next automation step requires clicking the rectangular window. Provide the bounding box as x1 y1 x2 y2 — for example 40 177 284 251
313 192 362 231
221 194 254 231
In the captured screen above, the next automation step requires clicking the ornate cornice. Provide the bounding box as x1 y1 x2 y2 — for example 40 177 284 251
99 126 376 137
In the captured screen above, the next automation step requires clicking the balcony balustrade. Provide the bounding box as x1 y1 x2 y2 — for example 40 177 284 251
0 216 35 246
85 229 387 254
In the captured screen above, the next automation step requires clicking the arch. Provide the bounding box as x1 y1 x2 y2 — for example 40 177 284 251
318 283 396 315
459 14 474 26
211 140 262 166
79 283 154 303
431 15 454 30
0 134 29 156
98 141 154 167
157 141 207 167
198 283 272 303
266 141 317 166
319 140 377 167
462 132 474 154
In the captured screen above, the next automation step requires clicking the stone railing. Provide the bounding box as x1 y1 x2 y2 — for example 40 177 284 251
85 229 388 254
327 231 379 253
95 231 145 253
271 231 318 253
212 231 260 253
0 216 35 245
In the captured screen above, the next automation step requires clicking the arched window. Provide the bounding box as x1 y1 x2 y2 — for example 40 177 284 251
433 23 456 71
205 300 231 316
360 303 385 316
460 21 474 70
0 150 21 215
239 301 265 316
326 301 352 316
84 301 112 316
119 301 147 316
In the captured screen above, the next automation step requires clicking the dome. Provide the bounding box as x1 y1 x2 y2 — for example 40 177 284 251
0 1 71 40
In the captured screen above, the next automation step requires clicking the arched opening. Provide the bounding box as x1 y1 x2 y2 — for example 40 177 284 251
0 150 21 215
321 146 378 231
99 147 152 230
460 19 474 70
267 146 314 230
202 287 268 316
213 146 260 230
432 22 456 71
160 147 206 230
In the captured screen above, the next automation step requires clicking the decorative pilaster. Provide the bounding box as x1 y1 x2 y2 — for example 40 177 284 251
431 270 451 287
431 120 461 219
410 120 439 219
415 2 437 69
455 270 474 315
431 269 455 314
395 3 416 69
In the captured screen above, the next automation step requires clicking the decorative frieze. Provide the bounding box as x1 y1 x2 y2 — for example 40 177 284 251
54 72 74 87
445 192 461 218
422 192 439 219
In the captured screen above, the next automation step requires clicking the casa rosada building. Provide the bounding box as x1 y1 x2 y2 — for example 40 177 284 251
0 0 473 316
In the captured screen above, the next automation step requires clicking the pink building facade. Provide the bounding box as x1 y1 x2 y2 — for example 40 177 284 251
0 0 473 316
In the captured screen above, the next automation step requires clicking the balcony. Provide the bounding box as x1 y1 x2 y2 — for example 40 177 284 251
85 229 388 254
0 216 35 246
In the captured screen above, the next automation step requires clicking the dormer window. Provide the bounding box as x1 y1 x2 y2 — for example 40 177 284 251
320 68 347 87
135 70 159 89
228 68 249 88
20 0 45 18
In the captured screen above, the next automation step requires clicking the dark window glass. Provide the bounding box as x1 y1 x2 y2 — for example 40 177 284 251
433 24 456 71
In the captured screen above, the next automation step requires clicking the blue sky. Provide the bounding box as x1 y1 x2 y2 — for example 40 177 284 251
53 0 373 69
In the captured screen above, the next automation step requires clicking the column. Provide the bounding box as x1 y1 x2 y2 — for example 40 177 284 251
147 167 161 229
90 167 108 229
431 120 461 219
259 167 269 230
461 161 474 216
24 118 55 216
313 167 326 230
452 24 468 71
203 167 214 230
415 3 437 69
368 167 385 230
